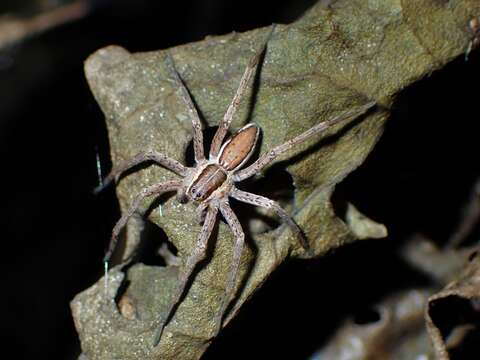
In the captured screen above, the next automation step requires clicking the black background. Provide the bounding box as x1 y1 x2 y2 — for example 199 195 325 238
1 1 479 359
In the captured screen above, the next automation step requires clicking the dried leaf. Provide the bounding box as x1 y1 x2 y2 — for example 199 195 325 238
345 202 387 240
403 235 473 284
311 290 432 360
426 250 480 359
71 0 480 359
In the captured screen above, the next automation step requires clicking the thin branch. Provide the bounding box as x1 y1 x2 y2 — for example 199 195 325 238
0 1 89 50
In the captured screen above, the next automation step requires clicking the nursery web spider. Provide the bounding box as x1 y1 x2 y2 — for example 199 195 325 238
98 26 375 346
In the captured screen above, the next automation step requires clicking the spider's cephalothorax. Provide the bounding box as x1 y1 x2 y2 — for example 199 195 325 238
97 25 375 347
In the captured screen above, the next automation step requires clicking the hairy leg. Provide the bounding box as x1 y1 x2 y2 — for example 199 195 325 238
104 180 182 264
152 205 219 346
213 200 245 335
165 52 205 163
209 25 276 158
196 201 208 224
94 150 186 194
234 101 376 182
230 187 308 249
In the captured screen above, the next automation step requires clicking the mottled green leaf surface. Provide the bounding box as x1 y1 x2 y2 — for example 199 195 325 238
71 0 480 359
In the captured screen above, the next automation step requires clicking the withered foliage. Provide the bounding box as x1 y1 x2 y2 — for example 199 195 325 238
71 0 480 359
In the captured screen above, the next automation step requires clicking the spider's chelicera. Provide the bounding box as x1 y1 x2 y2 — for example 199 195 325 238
98 26 375 346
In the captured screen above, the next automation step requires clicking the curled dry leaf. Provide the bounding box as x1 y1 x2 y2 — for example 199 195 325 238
71 0 480 359
312 240 479 359
345 202 387 240
426 249 480 359
403 234 474 284
311 290 432 360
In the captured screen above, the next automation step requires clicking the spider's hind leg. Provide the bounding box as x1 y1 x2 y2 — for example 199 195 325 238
213 201 246 336
230 187 309 250
152 205 219 346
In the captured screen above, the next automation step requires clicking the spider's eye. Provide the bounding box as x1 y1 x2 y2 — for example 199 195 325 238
191 186 201 200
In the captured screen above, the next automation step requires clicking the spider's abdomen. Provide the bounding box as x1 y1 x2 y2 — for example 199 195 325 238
189 164 227 201
218 123 259 171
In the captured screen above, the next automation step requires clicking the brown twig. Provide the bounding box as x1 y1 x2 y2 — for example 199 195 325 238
0 1 89 50
447 178 480 248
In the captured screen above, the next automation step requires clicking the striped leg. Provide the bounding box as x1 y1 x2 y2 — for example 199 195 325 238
152 205 219 346
213 200 246 335
234 102 376 182
94 151 186 194
165 52 206 163
209 25 276 158
230 187 308 249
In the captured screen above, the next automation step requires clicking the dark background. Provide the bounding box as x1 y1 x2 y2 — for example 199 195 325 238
1 1 479 359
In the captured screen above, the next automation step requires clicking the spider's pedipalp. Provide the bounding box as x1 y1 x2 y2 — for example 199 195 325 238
233 101 376 182
165 52 205 163
209 25 276 158
94 150 186 194
153 205 219 346
230 187 308 249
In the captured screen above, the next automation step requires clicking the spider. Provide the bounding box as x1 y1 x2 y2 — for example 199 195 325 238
97 26 375 346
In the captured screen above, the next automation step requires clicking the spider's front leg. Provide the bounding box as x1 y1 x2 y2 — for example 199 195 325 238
165 52 205 163
94 150 186 194
209 25 276 158
152 205 219 346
